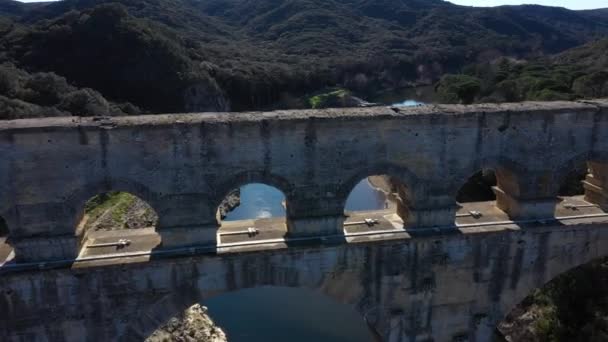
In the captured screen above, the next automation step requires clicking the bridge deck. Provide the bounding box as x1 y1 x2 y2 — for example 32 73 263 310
1 196 607 269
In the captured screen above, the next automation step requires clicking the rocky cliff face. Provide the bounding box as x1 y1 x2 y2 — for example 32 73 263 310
217 189 241 220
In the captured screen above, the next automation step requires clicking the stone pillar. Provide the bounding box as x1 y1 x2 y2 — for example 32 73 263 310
405 205 457 228
287 215 345 238
584 161 608 211
4 202 80 262
489 168 560 220
395 179 456 229
286 192 345 238
494 186 560 220
155 194 218 250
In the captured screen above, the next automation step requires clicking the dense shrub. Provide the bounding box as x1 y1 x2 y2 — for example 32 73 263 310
0 63 137 119
436 74 481 104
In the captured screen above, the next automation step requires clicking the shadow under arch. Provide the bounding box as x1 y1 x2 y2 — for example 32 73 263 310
551 152 593 197
448 156 529 201
553 151 608 195
122 285 375 342
0 215 7 237
0 214 12 264
455 169 497 203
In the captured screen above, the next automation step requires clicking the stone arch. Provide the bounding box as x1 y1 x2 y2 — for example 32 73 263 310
120 279 368 342
64 177 162 237
211 170 294 219
552 152 592 197
337 162 423 210
495 227 608 332
337 163 424 225
449 156 529 201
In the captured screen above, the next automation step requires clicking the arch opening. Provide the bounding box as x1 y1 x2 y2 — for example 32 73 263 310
497 256 608 342
556 160 606 217
77 191 159 258
557 166 587 197
455 169 506 225
456 169 497 203
0 215 7 237
146 287 374 342
217 183 288 244
0 215 14 265
344 175 410 231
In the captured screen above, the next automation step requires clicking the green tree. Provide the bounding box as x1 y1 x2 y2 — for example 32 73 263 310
573 71 608 98
435 74 481 104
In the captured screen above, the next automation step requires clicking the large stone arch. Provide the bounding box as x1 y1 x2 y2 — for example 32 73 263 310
493 224 608 332
121 286 370 342
448 155 529 201
119 252 370 342
544 150 608 209
550 151 592 196
336 162 425 211
211 170 295 218
63 177 163 236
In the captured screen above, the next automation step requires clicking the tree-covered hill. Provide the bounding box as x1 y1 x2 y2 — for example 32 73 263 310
0 0 607 118
434 38 608 104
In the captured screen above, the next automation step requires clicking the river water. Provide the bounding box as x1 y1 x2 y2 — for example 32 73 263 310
224 178 387 221
206 98 424 341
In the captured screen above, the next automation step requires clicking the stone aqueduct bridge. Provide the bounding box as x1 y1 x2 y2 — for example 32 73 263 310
2 100 608 341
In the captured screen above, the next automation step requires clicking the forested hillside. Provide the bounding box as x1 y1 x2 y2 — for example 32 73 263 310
435 38 608 104
0 0 607 118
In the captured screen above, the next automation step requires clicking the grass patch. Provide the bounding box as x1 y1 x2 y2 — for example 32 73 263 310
308 88 349 109
85 191 137 228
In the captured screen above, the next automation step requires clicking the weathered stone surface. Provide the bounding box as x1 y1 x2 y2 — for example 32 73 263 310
1 220 608 341
0 100 608 340
1 99 607 261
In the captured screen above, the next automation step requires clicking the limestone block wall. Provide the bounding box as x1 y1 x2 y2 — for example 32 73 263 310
1 222 608 341
0 100 607 262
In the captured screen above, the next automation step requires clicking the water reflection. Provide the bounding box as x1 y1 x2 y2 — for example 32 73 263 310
391 99 424 107
224 180 389 222
370 85 435 105
203 287 373 342
344 178 387 211
224 184 286 221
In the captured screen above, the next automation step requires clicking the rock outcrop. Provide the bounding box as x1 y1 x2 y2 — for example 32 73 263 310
145 304 227 342
218 189 241 220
